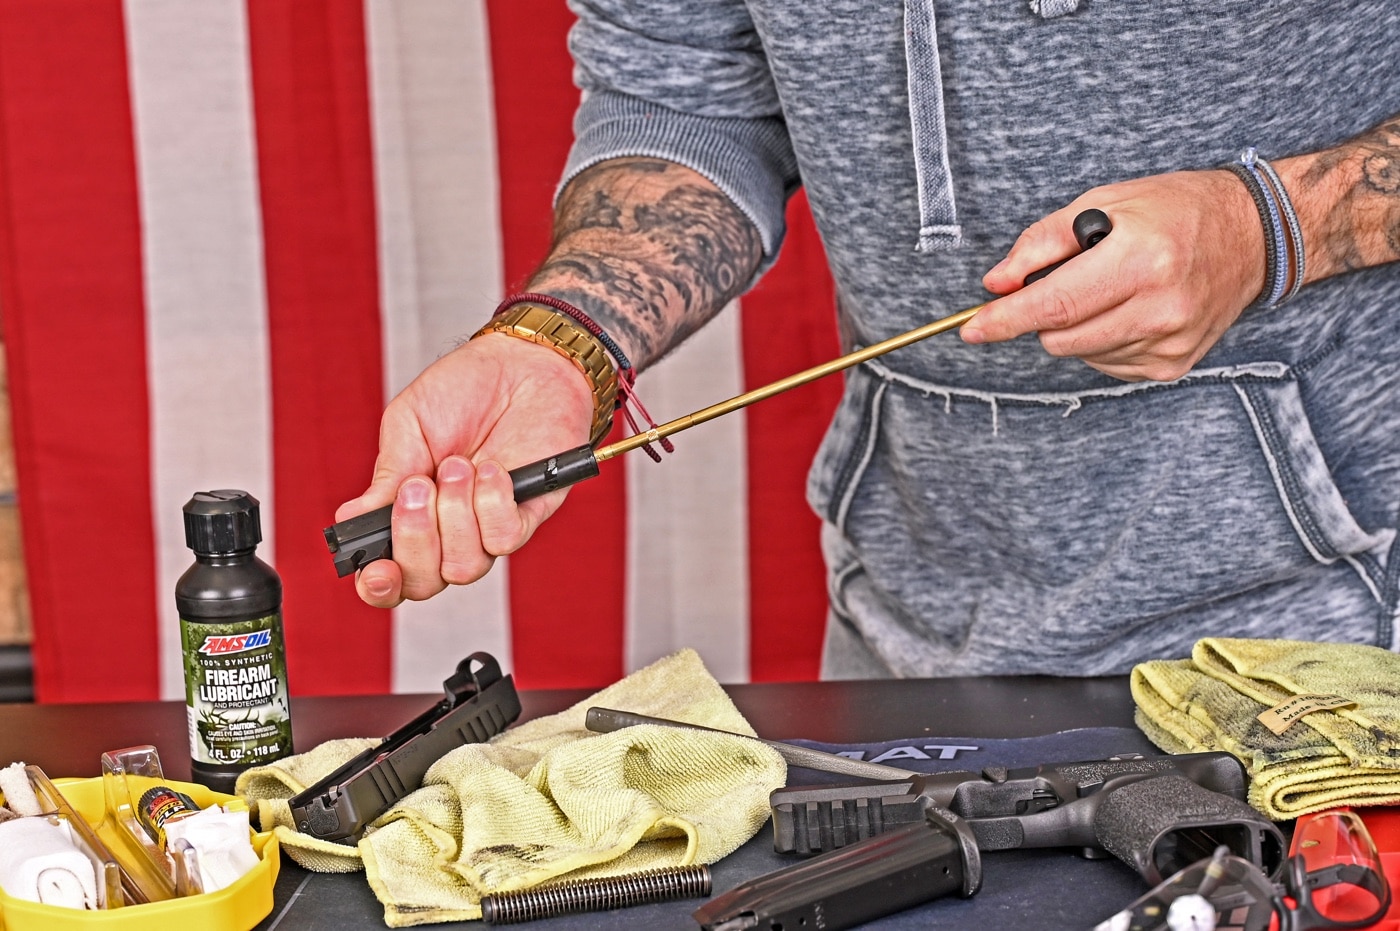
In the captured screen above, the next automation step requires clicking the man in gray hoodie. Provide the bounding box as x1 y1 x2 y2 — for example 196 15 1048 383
340 1 1400 677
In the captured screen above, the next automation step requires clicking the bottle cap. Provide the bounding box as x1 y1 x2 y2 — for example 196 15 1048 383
183 489 263 555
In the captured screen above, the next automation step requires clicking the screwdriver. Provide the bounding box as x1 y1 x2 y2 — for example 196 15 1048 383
324 209 1112 577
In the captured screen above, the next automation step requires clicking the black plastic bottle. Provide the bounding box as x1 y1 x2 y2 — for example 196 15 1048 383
177 490 294 793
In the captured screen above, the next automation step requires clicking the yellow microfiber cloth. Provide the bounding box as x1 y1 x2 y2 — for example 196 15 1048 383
237 648 786 927
1131 637 1400 820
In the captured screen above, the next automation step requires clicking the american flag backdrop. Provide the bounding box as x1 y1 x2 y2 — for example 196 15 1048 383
0 0 843 702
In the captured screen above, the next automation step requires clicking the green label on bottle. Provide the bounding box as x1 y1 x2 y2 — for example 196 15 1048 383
180 613 293 768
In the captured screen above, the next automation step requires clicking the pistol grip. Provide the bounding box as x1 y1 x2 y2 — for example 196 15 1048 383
1092 774 1286 885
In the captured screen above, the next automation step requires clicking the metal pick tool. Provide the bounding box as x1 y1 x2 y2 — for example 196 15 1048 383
584 706 922 781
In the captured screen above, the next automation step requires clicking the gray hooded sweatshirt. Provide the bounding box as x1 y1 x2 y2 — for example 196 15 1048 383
562 0 1400 676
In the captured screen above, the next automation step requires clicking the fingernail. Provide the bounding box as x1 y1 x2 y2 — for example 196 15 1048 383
438 456 470 484
478 461 500 481
961 327 984 344
365 576 393 598
399 479 430 509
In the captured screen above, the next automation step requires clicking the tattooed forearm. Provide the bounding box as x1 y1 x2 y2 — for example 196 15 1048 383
1282 113 1400 282
525 157 764 370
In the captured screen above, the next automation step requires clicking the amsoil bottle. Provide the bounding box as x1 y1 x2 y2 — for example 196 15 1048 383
177 490 293 793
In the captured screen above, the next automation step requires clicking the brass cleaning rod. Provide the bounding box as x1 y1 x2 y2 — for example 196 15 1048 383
324 303 981 574
593 305 981 463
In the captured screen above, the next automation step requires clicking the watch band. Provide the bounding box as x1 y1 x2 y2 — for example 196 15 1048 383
472 301 618 446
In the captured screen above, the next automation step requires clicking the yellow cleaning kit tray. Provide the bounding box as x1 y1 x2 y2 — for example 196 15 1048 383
0 774 279 931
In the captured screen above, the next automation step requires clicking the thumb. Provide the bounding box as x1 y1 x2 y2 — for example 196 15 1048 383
335 411 435 522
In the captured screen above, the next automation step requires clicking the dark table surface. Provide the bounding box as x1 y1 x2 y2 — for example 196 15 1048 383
0 675 1139 779
0 675 1148 929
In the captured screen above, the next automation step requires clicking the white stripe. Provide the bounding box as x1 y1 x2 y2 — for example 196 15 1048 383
125 0 272 700
625 303 750 682
365 0 512 690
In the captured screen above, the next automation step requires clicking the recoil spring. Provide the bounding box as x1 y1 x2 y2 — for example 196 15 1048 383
480 864 712 924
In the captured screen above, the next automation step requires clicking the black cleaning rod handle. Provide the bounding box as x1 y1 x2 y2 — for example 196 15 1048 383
1022 208 1112 285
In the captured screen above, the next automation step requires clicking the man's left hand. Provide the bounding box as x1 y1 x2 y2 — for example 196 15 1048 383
965 170 1266 382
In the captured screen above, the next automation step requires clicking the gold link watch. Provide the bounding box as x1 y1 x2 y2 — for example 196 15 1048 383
471 302 619 446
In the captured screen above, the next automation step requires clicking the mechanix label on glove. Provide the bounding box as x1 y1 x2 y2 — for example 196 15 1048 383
180 613 294 768
1257 693 1357 735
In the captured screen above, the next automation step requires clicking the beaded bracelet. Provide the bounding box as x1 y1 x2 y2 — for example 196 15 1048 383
1224 148 1304 309
490 293 673 462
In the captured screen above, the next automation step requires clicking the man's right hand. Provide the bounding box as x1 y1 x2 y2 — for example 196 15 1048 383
335 333 595 608
338 156 764 609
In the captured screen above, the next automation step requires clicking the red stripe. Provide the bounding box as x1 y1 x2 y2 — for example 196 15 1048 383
741 192 841 681
246 0 389 695
486 0 627 690
0 0 160 702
